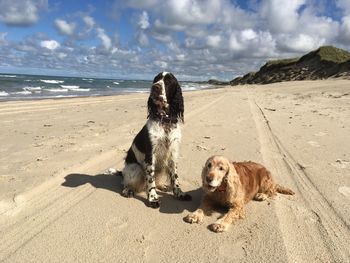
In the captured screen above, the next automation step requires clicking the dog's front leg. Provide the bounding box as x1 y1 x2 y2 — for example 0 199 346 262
209 202 244 233
144 160 160 208
168 159 191 201
184 195 213 224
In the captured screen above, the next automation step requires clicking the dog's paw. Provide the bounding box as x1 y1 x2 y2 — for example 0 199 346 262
254 193 268 201
183 213 202 224
157 184 171 192
177 193 192 201
148 200 160 209
209 223 228 233
121 188 134 198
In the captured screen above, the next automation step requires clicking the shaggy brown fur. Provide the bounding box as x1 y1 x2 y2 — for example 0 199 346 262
184 155 294 232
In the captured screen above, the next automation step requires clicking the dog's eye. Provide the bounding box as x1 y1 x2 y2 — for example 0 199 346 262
152 85 160 92
219 166 224 171
207 163 212 169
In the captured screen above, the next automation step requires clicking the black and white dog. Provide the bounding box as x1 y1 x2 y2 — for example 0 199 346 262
121 72 191 208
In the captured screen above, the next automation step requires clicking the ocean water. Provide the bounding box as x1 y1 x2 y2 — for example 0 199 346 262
0 73 213 101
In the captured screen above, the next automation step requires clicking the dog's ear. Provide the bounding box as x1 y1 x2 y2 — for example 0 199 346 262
225 161 239 180
147 96 158 119
168 75 184 123
224 161 231 182
225 162 242 196
173 83 184 122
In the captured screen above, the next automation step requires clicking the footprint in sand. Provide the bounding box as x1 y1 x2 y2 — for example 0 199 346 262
108 217 128 229
307 141 320 147
331 159 350 169
0 194 26 216
338 186 350 199
0 201 14 215
105 217 128 244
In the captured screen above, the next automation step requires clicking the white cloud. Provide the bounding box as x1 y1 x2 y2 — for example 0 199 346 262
54 19 76 36
137 31 149 46
277 34 322 53
241 29 258 41
154 60 168 68
229 30 276 57
58 52 67 59
336 0 350 14
184 38 196 48
83 16 95 31
0 0 47 26
207 35 221 48
176 54 186 61
229 34 243 51
125 0 157 8
138 11 150 29
96 28 112 50
298 9 339 39
163 0 222 26
153 19 186 33
150 29 174 43
220 4 257 29
0 32 7 44
40 40 60 50
339 16 350 43
260 0 306 33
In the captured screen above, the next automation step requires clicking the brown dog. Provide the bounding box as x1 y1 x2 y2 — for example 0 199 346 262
184 155 294 232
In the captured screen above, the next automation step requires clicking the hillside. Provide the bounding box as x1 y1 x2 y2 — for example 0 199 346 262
230 46 350 85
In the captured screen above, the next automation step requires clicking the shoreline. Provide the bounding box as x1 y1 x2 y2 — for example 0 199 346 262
0 84 219 103
3 76 348 103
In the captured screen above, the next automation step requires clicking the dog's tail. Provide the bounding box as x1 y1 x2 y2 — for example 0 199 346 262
275 184 295 195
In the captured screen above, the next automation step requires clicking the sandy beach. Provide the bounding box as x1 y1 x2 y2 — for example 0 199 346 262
0 79 349 262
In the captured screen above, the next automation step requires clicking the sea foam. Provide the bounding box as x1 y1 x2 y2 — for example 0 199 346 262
14 91 32 95
45 88 69 93
61 85 80 89
24 86 42 92
0 75 17 78
61 85 90 92
40 79 64 84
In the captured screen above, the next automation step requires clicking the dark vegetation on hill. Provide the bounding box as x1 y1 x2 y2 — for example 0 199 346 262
227 46 350 85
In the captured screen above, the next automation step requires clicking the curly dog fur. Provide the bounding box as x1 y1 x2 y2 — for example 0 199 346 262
184 155 294 232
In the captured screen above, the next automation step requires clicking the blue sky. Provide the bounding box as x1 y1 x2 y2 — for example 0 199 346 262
0 0 350 80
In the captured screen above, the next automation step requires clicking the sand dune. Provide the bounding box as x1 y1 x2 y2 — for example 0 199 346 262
0 80 349 262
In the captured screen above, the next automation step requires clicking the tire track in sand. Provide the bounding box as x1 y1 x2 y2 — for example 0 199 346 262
248 92 350 262
0 94 224 262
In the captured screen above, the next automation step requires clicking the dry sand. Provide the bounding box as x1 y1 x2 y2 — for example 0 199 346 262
0 79 349 262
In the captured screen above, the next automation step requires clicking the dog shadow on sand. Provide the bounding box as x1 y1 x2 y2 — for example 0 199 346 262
62 172 202 214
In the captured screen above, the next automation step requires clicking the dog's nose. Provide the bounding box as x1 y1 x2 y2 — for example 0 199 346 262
206 176 213 183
